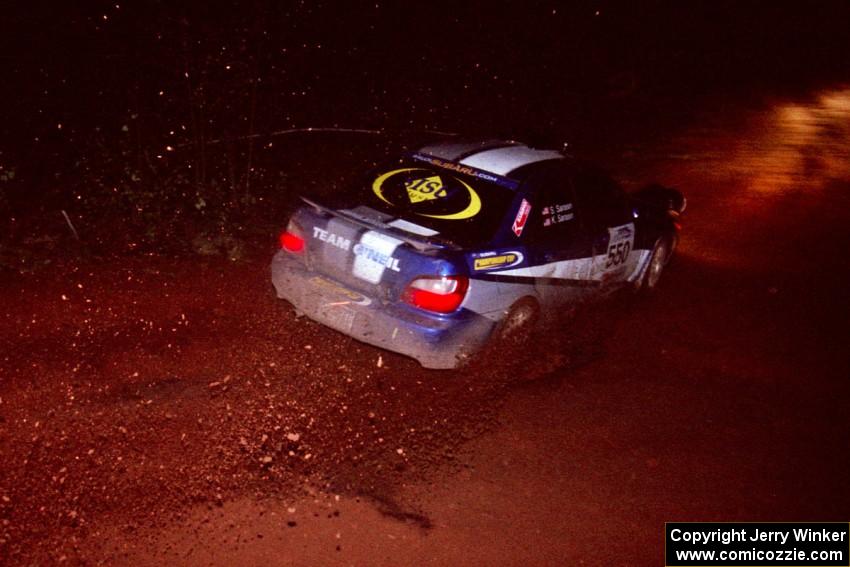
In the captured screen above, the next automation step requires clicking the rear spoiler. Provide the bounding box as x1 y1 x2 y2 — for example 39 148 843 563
300 197 458 252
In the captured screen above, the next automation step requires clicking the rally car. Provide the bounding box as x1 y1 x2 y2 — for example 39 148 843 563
271 139 684 369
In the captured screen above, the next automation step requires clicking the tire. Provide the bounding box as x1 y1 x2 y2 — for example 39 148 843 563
639 238 670 291
493 297 540 344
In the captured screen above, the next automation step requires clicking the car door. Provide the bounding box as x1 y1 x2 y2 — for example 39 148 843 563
521 163 597 307
570 167 636 289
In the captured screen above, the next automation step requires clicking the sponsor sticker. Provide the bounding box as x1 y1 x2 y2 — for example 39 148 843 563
405 175 447 203
512 198 532 237
312 226 402 282
351 231 403 284
312 226 352 251
472 251 524 271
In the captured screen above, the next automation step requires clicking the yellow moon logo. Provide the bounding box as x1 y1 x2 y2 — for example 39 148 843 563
372 168 482 220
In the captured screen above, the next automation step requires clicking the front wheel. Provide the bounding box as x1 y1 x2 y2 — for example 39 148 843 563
639 238 670 291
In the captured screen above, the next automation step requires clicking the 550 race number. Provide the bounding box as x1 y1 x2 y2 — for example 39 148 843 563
605 241 631 269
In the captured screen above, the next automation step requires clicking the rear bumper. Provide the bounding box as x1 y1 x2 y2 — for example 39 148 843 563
270 251 494 369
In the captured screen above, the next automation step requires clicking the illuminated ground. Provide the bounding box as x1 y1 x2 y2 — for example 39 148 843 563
1 87 849 565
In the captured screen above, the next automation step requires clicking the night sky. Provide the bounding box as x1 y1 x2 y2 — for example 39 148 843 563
4 2 850 145
2 1 850 240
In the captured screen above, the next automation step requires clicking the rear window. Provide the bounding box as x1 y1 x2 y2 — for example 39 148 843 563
318 157 517 247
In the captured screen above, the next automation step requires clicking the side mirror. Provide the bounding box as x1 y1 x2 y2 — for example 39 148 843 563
633 184 686 215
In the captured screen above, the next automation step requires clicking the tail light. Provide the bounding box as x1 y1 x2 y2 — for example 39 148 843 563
279 220 305 254
403 275 468 314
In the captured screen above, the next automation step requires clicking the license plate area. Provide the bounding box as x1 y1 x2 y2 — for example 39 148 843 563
309 275 372 306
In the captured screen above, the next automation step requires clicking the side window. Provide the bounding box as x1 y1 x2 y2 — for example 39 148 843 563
571 167 630 228
524 165 580 246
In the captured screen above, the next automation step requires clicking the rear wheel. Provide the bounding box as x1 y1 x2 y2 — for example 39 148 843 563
493 297 540 344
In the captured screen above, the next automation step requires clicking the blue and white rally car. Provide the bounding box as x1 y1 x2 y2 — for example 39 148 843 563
271 139 684 368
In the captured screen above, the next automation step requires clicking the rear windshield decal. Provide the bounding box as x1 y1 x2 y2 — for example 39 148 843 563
406 175 447 202
410 152 520 190
372 168 481 220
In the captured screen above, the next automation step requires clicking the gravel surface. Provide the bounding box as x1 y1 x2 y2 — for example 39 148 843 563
0 250 591 564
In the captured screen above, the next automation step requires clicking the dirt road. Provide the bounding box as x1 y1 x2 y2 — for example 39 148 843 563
2 87 849 566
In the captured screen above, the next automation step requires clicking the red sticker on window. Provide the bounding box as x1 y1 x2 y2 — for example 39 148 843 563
512 198 531 237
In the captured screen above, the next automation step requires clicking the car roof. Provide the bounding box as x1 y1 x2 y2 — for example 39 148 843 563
416 139 565 180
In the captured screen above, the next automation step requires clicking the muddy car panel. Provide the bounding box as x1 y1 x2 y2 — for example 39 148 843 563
271 140 681 368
